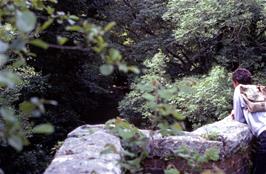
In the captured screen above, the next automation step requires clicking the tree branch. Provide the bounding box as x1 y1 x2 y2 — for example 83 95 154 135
48 44 91 52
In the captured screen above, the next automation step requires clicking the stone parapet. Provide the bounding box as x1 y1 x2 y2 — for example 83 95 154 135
145 117 254 174
44 125 122 174
44 117 254 174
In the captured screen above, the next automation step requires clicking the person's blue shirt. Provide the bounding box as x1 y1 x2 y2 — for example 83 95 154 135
234 85 266 137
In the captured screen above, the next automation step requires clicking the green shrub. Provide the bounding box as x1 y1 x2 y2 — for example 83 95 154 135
172 66 233 129
0 64 51 150
119 63 233 130
118 51 172 127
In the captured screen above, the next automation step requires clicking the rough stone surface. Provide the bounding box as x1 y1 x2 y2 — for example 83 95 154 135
45 117 254 174
192 116 253 158
147 117 253 160
145 117 254 174
144 149 252 174
44 125 123 174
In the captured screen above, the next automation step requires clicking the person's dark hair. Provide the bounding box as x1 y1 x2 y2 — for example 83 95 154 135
232 68 252 84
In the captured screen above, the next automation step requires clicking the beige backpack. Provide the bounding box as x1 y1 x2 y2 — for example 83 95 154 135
240 85 266 113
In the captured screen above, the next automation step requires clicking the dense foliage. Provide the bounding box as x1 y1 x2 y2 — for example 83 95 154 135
171 66 233 129
118 0 265 129
0 0 133 173
102 0 265 77
119 52 172 127
119 62 233 129
163 0 266 71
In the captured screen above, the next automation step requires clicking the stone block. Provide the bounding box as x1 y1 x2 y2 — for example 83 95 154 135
44 125 122 174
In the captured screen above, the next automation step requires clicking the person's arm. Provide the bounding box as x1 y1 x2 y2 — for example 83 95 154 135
233 86 246 123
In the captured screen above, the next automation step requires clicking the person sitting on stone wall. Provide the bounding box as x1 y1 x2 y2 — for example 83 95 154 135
231 68 266 174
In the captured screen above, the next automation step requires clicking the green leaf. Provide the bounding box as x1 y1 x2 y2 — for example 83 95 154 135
142 93 155 101
117 128 135 140
164 168 180 174
171 123 183 131
0 107 17 123
8 135 23 151
30 39 49 49
100 64 114 76
66 25 82 32
204 147 220 161
45 6 55 15
57 36 68 45
19 101 36 114
0 54 7 67
0 71 21 88
12 59 26 68
128 66 140 74
0 40 9 53
109 48 122 62
158 89 174 99
69 15 79 21
118 63 128 73
104 22 116 32
10 38 26 51
48 0 57 3
16 10 37 33
41 18 54 31
172 112 186 120
32 123 54 135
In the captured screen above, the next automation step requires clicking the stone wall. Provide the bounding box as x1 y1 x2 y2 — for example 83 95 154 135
44 117 254 174
44 125 122 174
144 116 254 174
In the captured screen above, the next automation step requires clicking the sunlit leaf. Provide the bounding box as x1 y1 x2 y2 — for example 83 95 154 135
31 110 42 118
109 48 122 62
172 112 186 120
41 18 54 30
0 107 17 123
117 128 135 140
57 36 68 45
32 0 45 9
142 93 155 101
66 25 82 32
48 0 57 3
0 54 7 67
118 63 128 73
32 123 54 134
128 66 140 74
45 6 55 15
16 10 37 33
0 71 21 88
0 40 9 53
10 38 26 51
100 64 114 76
30 97 40 105
158 89 174 99
30 39 49 49
46 100 58 106
164 168 180 174
8 135 23 151
69 15 79 21
104 22 116 32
